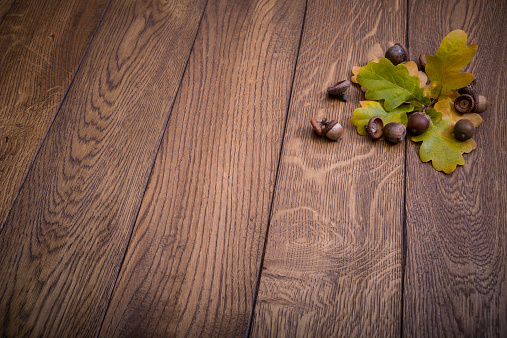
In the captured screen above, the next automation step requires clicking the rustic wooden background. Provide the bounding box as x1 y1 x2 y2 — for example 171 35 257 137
0 0 505 336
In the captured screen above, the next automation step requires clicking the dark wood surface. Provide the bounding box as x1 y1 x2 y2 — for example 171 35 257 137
100 0 306 336
403 0 507 336
0 0 14 22
0 0 505 336
0 0 109 226
250 0 405 336
0 0 206 335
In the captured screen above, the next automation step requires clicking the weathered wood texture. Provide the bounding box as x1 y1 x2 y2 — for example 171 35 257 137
250 0 406 336
404 0 507 336
0 0 206 335
0 0 13 22
0 0 109 227
99 0 306 336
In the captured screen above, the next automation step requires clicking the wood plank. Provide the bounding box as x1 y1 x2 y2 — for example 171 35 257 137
0 0 13 22
0 0 207 336
250 0 406 336
404 0 507 336
99 0 307 336
0 0 109 227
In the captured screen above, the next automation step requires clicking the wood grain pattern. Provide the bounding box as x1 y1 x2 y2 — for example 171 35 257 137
250 0 407 336
99 0 306 336
404 0 507 336
0 0 206 335
0 0 13 22
0 0 109 227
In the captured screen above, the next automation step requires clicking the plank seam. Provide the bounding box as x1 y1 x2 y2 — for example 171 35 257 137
245 1 309 337
0 0 15 26
400 0 410 336
0 0 114 233
94 0 210 336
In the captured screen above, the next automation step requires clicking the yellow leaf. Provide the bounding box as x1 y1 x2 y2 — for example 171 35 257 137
425 30 477 98
412 109 476 174
418 71 428 88
405 61 419 76
351 66 361 83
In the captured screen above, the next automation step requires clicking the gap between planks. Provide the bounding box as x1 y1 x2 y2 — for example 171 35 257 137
245 0 309 337
95 0 210 333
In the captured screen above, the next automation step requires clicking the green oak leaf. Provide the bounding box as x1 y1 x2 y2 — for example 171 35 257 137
350 101 412 135
411 108 476 174
357 58 428 111
425 29 477 99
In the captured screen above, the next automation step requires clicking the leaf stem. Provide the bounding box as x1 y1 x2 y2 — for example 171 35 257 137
422 99 437 112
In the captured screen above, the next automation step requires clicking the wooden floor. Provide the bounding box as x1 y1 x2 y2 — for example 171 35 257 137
1 0 506 336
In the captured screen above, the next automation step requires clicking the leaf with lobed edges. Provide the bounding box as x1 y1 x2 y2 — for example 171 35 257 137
411 108 476 174
357 58 429 111
425 29 477 99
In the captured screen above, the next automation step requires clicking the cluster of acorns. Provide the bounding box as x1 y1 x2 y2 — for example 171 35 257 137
451 80 489 141
309 80 350 140
310 43 490 143
364 43 490 143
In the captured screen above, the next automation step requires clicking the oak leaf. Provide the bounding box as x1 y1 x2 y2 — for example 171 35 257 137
411 108 476 174
357 58 429 111
405 61 419 76
425 29 477 99
350 56 380 84
350 101 412 135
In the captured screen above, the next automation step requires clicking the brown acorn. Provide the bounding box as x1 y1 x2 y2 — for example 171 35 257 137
419 53 427 70
476 95 490 114
310 118 343 140
322 120 344 140
407 112 430 135
385 43 409 65
383 122 406 144
327 80 350 101
453 119 475 141
366 116 384 140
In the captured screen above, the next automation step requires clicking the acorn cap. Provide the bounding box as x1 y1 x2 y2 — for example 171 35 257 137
327 80 350 96
310 118 324 135
454 94 475 114
458 79 477 95
322 120 338 135
366 116 383 140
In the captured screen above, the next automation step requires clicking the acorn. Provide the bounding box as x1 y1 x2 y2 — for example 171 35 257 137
419 53 427 70
365 116 383 140
310 118 343 140
407 112 430 135
385 43 409 65
322 120 344 140
475 95 490 114
327 80 350 102
458 79 477 95
454 94 475 114
453 119 475 141
383 122 406 144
